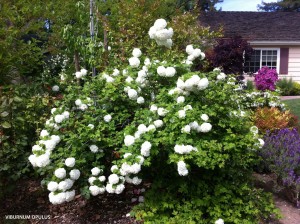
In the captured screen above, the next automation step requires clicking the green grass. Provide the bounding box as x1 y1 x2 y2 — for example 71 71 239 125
282 99 300 119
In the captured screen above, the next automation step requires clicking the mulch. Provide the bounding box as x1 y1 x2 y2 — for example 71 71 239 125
0 179 142 224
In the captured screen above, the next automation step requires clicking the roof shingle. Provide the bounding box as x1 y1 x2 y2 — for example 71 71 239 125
199 12 300 41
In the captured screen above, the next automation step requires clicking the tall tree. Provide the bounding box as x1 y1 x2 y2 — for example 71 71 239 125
258 0 300 12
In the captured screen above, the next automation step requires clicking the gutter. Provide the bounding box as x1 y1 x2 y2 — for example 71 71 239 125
249 41 300 46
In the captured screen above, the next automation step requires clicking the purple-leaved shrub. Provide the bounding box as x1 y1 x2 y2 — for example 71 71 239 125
260 128 300 190
254 67 278 91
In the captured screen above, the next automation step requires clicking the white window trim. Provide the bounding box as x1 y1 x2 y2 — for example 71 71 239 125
253 48 280 74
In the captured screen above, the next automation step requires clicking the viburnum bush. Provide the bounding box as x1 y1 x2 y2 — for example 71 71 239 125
254 66 279 91
29 19 279 223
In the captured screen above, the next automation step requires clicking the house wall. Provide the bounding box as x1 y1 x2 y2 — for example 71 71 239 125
287 47 300 82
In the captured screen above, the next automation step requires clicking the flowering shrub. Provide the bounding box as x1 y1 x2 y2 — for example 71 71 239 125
254 67 278 91
254 107 299 134
29 19 279 223
260 128 300 194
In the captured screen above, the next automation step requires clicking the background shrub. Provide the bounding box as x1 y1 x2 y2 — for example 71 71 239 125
253 107 298 134
277 78 300 96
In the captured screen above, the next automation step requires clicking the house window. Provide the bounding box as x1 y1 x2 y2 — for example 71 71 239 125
244 48 280 73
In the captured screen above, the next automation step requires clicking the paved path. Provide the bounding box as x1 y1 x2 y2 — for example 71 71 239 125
281 96 300 100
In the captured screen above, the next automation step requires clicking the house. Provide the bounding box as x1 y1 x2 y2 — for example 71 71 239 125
199 11 300 82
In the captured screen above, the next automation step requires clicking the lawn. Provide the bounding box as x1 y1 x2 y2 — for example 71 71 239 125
282 98 300 120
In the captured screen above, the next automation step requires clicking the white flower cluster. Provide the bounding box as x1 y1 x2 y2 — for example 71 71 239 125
141 141 152 157
129 48 142 68
185 45 205 64
75 68 88 79
104 114 112 123
215 218 224 224
149 19 173 48
29 135 61 168
177 105 193 119
52 85 59 92
217 72 227 81
75 98 92 111
125 175 142 185
88 167 106 196
174 144 197 154
89 144 103 153
177 161 188 176
48 166 80 204
157 66 176 77
179 116 212 134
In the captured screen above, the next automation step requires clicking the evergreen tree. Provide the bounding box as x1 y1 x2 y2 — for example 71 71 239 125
258 0 300 12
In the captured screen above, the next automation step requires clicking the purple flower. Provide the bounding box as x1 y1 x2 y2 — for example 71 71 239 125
259 128 300 188
254 67 278 91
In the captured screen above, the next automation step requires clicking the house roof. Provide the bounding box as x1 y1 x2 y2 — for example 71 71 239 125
199 12 300 42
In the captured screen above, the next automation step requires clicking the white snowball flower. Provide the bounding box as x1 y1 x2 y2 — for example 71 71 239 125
75 71 83 79
108 174 119 185
215 219 224 224
52 85 59 92
54 168 66 179
132 48 142 58
65 190 76 202
131 163 141 174
137 97 145 104
104 114 112 122
154 18 167 30
132 177 142 185
154 120 163 128
88 177 97 185
88 124 94 129
197 78 209 90
89 186 101 196
35 154 51 167
192 48 202 58
63 111 70 119
49 192 66 205
157 66 166 77
144 58 151 66
129 57 140 68
150 104 158 112
200 122 212 133
155 28 173 41
112 68 120 77
126 76 133 83
69 169 80 180
80 68 88 76
58 179 73 192
181 125 191 134
29 154 37 167
40 130 49 137
115 184 125 194
51 108 57 114
165 67 176 77
54 114 65 123
137 156 145 165
111 165 119 173
124 135 135 146
51 135 60 144
65 157 76 167
217 72 226 80
91 167 101 176
250 126 259 135
147 124 156 131
106 183 115 193
124 153 132 158
47 181 58 192
177 161 188 176
165 38 173 48
186 45 194 55
75 99 82 106
138 124 148 134
201 114 209 121
99 176 106 182
32 144 42 152
178 110 186 119
141 141 151 157
157 107 168 116
90 145 99 153
128 89 138 100
177 96 185 104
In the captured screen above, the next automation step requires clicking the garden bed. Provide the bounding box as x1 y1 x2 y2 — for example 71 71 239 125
1 177 300 224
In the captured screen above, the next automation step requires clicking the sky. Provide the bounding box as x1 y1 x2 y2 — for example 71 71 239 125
215 0 277 11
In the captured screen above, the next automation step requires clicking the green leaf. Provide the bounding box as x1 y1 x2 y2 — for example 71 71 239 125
1 111 9 117
1 121 11 129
